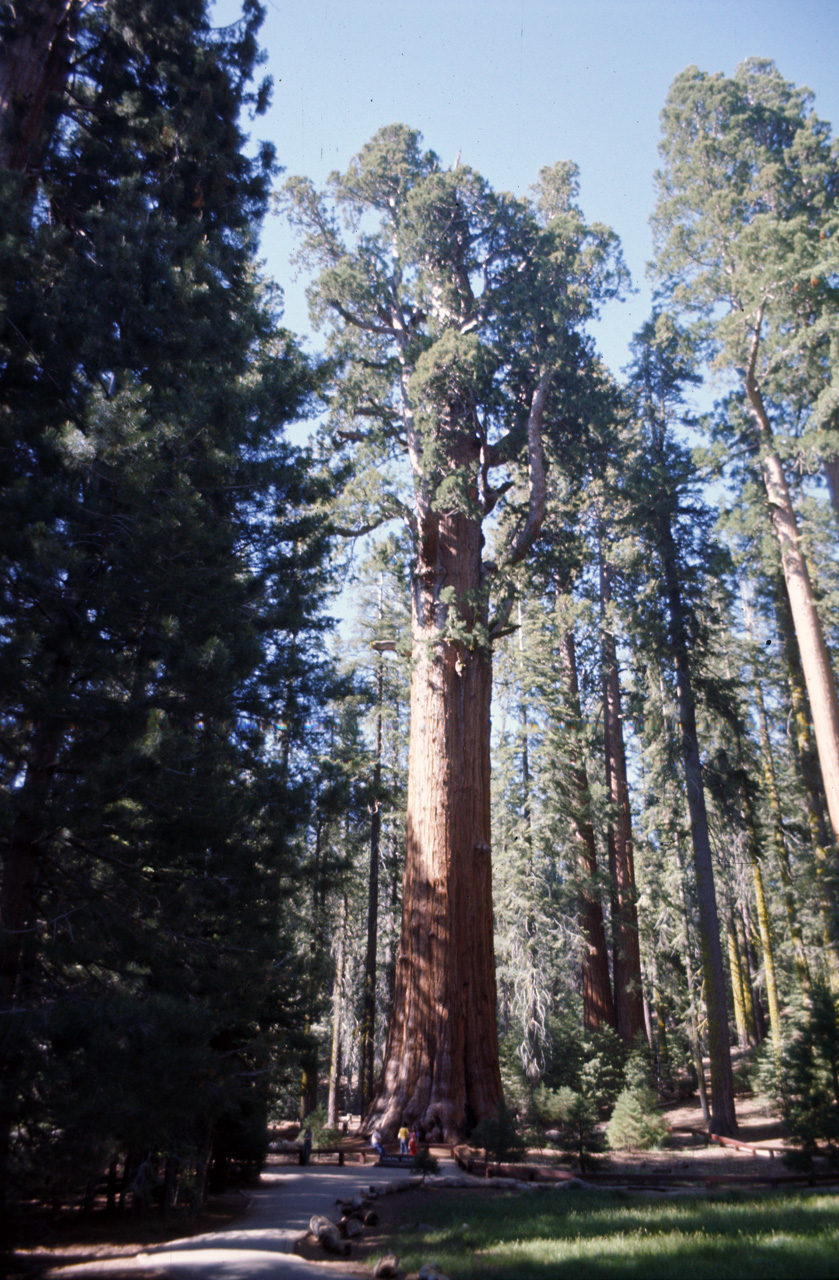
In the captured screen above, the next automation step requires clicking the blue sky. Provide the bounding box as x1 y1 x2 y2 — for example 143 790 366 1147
212 0 839 377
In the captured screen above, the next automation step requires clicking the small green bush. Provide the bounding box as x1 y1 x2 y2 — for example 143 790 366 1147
606 1052 669 1152
471 1099 527 1165
412 1147 440 1181
533 1084 599 1167
778 982 839 1163
304 1103 342 1149
540 1018 626 1114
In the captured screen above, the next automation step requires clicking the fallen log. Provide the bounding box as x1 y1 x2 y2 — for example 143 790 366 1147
309 1213 350 1255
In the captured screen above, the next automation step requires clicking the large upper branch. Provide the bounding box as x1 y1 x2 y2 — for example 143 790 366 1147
500 370 552 567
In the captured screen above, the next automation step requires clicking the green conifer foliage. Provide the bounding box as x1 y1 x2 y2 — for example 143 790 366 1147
606 1050 669 1151
652 59 839 865
0 0 329 1216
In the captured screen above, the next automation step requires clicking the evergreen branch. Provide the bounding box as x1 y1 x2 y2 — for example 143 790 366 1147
500 370 552 568
328 299 394 336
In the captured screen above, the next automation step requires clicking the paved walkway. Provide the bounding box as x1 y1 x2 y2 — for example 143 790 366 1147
46 1162 414 1279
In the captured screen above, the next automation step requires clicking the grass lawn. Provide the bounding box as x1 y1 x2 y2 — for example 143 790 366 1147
382 1187 839 1279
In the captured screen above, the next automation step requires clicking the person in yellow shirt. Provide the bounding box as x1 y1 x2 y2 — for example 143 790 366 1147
398 1123 409 1155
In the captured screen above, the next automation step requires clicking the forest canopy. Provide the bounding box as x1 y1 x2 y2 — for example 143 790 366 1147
2 0 839 1226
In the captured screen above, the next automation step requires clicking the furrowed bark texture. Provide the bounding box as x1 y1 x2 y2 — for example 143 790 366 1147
368 509 502 1139
0 0 76 179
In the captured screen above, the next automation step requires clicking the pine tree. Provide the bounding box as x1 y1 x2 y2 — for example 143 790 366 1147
0 0 329 1222
652 59 839 863
623 316 738 1134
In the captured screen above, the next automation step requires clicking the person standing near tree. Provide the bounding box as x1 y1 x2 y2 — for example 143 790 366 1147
398 1123 409 1155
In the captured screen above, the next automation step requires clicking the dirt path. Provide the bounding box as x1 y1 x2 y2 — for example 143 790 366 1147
32 1163 416 1280
22 1093 797 1279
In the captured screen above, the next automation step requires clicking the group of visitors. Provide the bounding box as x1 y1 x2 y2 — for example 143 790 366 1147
371 1122 419 1158
297 1117 425 1166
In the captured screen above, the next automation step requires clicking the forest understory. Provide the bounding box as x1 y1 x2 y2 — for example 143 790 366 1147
11 1088 834 1280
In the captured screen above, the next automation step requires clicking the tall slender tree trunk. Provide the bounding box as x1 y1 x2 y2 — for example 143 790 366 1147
327 896 347 1127
727 916 751 1050
772 572 839 984
517 605 542 1081
739 908 766 1043
718 650 786 1051
751 679 812 996
558 618 616 1032
598 543 645 1046
360 640 384 1110
744 372 839 863
658 519 737 1134
822 456 839 527
675 831 710 1121
368 509 501 1138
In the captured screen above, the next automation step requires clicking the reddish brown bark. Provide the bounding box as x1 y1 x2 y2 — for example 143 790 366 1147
598 548 645 1047
0 0 77 179
559 624 616 1032
368 508 502 1138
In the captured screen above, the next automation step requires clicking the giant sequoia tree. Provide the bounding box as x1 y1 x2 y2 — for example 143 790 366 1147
283 134 625 1136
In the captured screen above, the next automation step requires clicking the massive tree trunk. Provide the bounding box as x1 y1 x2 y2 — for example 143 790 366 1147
368 508 501 1139
559 621 616 1032
0 0 77 180
598 544 645 1046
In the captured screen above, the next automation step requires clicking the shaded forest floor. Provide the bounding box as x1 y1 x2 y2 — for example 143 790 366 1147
10 1092 830 1280
8 1193 249 1278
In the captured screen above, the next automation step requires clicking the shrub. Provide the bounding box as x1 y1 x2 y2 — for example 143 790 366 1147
412 1147 440 1182
778 983 839 1164
540 1018 626 1114
533 1084 599 1168
606 1051 669 1152
470 1099 527 1165
304 1103 343 1149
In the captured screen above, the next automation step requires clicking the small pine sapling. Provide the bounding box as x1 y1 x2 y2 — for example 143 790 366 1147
606 1050 669 1151
779 983 839 1167
470 1099 527 1167
411 1147 440 1182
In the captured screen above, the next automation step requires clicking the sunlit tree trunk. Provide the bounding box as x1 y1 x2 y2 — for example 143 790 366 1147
727 917 751 1051
745 370 839 866
773 572 839 985
369 509 502 1138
